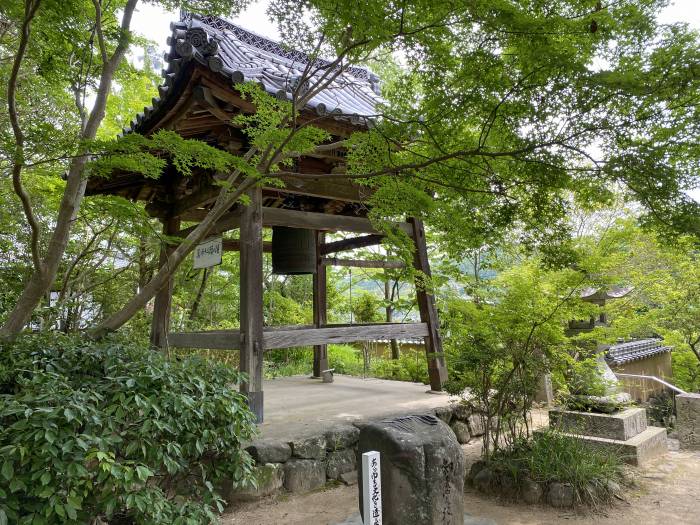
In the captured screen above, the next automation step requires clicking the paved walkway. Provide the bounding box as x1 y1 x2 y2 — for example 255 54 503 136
256 374 454 440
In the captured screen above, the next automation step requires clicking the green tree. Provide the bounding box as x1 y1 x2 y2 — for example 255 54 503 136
444 261 588 456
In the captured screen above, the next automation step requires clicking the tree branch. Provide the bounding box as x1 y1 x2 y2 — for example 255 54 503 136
8 0 43 274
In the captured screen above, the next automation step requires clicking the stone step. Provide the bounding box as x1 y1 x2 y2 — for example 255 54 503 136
552 426 668 466
549 407 647 441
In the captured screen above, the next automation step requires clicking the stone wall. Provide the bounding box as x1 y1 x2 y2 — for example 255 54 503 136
677 392 700 450
224 401 483 505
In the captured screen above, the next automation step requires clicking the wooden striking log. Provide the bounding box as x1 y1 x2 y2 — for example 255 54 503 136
168 322 429 351
320 234 385 255
321 257 405 269
409 217 448 391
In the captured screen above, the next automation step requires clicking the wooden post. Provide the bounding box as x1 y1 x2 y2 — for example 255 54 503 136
240 186 264 422
150 216 181 350
313 230 329 377
409 217 448 391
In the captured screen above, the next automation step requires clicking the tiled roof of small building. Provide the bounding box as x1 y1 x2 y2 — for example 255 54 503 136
604 338 672 366
122 13 383 136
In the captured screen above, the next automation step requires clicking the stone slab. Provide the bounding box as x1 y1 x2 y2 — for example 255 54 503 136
246 440 291 464
549 407 647 441
677 393 700 450
540 426 667 466
283 459 326 492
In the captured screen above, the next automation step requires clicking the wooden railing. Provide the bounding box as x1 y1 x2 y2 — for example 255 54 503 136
168 322 429 351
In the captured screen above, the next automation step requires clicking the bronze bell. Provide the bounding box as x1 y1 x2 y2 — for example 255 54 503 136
271 226 317 275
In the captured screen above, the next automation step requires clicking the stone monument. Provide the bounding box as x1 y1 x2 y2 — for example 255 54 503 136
547 357 667 466
357 414 464 525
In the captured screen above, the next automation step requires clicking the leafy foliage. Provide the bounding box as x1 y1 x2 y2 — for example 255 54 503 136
444 261 587 456
0 335 257 524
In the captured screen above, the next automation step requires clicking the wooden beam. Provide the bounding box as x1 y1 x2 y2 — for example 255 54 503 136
239 186 264 422
151 216 181 350
178 207 413 238
313 231 328 377
177 207 242 237
409 217 448 391
273 175 366 203
168 322 429 351
265 323 429 349
320 234 385 255
192 84 236 124
321 257 405 269
222 239 272 252
262 208 413 236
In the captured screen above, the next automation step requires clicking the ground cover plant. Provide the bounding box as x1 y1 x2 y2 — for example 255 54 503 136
0 335 257 524
474 428 628 507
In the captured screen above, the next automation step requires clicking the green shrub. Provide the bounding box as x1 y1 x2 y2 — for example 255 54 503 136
488 429 627 506
0 334 257 524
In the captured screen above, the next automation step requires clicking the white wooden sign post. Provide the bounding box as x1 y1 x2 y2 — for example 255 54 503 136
193 237 222 269
362 450 382 525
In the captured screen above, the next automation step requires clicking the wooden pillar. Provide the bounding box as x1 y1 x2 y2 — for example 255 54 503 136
239 186 264 422
150 216 181 350
313 230 329 377
409 217 448 391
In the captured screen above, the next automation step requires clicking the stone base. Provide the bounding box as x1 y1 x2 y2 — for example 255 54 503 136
549 407 647 441
677 393 700 450
549 426 668 466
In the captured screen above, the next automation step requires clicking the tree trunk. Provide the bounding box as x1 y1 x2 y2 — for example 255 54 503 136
189 268 210 321
385 279 400 360
91 172 257 338
0 0 139 338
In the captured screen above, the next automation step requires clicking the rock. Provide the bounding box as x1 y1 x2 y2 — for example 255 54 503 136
605 479 621 495
450 420 471 444
283 459 326 493
521 479 543 504
568 392 632 414
499 472 518 499
467 460 487 484
547 482 574 508
472 468 493 493
226 463 284 502
358 414 465 525
467 414 485 437
453 403 471 422
326 448 357 480
326 425 360 451
246 440 291 464
435 406 454 424
290 435 327 459
339 470 358 485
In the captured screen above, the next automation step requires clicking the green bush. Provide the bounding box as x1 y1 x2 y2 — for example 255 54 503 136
0 334 257 524
488 429 627 505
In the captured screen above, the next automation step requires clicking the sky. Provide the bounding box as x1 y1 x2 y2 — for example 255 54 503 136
129 0 700 202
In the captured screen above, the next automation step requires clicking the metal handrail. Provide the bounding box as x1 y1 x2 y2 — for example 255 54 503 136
614 373 686 395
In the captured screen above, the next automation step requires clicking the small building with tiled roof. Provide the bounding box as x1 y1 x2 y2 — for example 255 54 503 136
85 12 448 422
